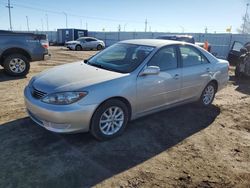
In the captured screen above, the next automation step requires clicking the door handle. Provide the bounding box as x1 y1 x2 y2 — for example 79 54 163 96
173 74 180 80
206 67 210 72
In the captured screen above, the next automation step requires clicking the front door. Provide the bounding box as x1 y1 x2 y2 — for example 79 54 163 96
136 45 181 114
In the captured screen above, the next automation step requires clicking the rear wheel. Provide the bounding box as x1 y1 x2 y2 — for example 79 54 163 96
199 82 216 106
90 99 129 141
97 44 102 50
3 54 30 76
75 45 82 51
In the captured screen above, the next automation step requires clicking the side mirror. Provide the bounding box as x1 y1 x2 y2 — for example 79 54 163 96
140 66 160 76
83 59 88 64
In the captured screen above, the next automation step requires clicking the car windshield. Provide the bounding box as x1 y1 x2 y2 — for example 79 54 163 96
87 43 155 73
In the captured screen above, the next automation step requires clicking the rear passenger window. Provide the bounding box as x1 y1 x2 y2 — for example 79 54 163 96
148 46 178 71
180 46 209 67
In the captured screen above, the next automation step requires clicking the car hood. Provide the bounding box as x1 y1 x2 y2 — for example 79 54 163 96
65 41 80 44
32 62 127 93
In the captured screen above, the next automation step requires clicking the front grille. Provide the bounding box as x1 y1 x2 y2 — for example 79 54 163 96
31 87 47 99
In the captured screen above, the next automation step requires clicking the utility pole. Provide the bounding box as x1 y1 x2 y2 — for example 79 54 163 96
63 12 68 28
26 16 29 31
145 19 148 32
46 14 49 31
243 3 249 34
6 0 13 30
86 22 88 30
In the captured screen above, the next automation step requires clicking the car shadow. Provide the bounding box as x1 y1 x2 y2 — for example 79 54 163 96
0 69 27 82
229 75 250 95
0 104 220 187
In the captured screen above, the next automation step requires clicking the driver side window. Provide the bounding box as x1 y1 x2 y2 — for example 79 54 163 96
148 46 178 71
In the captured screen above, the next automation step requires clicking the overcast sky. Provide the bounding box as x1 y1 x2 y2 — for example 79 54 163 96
0 0 248 33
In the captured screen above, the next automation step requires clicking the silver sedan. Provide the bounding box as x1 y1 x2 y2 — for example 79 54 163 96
65 37 105 51
24 39 229 140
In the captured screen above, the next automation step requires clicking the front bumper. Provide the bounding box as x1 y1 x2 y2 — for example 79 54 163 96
65 44 76 50
24 86 98 133
44 53 51 60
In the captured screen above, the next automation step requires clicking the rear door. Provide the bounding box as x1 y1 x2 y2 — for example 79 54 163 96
85 38 98 49
178 45 212 101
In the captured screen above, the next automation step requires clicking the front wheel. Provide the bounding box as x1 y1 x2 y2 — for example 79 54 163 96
3 54 30 76
75 45 82 51
90 99 129 141
199 82 216 106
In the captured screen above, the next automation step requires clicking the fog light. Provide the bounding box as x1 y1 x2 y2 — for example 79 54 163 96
42 121 71 129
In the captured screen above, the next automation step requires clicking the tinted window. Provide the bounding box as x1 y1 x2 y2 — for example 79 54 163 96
85 38 96 42
180 46 209 67
148 46 178 71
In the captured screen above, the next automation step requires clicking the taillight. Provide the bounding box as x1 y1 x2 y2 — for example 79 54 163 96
40 39 49 49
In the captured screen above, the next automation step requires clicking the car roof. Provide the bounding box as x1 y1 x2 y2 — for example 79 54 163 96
119 39 186 47
157 35 193 38
78 37 96 40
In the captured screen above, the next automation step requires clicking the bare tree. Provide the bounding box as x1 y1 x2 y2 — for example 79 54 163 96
238 14 250 34
238 3 250 34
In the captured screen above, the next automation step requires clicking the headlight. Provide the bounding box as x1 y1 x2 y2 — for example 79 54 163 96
41 91 87 105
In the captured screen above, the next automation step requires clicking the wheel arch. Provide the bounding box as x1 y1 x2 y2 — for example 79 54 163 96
91 96 132 123
209 79 218 92
0 48 31 64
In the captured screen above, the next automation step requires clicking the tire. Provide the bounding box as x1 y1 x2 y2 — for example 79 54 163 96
199 82 216 106
97 44 102 50
90 99 129 141
3 54 30 76
75 45 82 51
235 64 241 78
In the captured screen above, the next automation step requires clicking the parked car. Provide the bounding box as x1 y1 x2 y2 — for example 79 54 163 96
24 39 229 140
65 37 105 51
156 35 195 44
156 35 212 52
0 30 49 76
227 41 250 66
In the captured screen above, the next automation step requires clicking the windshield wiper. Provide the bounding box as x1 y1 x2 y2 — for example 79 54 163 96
89 63 104 69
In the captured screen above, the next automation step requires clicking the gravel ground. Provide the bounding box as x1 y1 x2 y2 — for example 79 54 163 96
0 47 249 188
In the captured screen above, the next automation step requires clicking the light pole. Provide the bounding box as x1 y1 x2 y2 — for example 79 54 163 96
26 16 29 31
46 14 49 31
41 19 44 31
6 0 13 30
123 23 127 32
63 12 68 28
179 26 184 33
243 3 249 34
